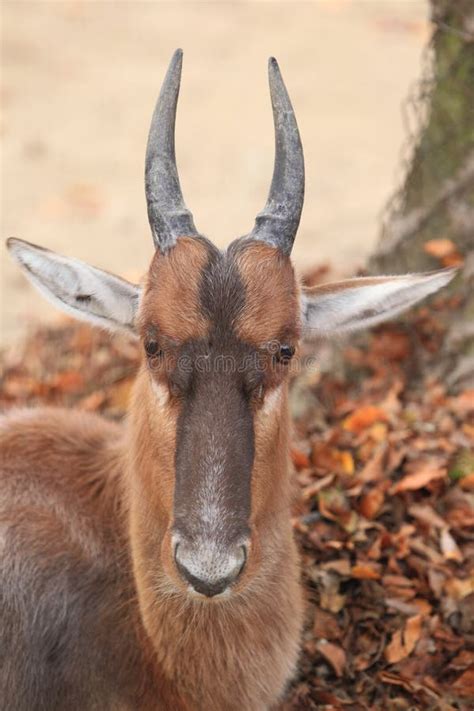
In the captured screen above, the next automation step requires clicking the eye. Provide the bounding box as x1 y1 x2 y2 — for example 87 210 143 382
144 339 161 357
275 345 295 364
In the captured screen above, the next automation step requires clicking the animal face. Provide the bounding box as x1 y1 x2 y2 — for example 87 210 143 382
6 49 456 601
136 236 299 596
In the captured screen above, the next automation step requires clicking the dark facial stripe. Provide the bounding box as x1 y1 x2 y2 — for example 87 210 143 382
173 245 255 546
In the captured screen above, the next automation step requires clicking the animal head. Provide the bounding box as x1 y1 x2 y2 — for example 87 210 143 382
7 50 455 602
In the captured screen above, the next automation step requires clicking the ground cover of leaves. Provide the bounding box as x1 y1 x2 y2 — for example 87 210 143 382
0 293 473 710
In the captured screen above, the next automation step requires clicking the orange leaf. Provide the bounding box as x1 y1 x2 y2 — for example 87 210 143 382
452 667 474 697
356 444 386 483
291 448 311 470
385 629 405 664
339 450 355 475
50 371 84 393
391 463 446 493
404 614 422 653
359 485 385 519
351 562 382 580
460 472 474 491
385 615 422 664
423 238 456 259
450 390 474 416
316 640 346 677
343 406 387 433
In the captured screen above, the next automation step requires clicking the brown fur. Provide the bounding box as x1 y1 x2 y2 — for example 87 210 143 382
234 241 301 346
143 237 211 342
0 237 304 710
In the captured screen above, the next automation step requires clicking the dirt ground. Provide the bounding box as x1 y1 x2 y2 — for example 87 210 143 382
1 1 429 345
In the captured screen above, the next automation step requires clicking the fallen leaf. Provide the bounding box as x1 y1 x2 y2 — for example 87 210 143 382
321 559 352 576
451 667 474 698
351 562 382 580
408 503 446 529
313 608 342 641
449 390 474 416
339 450 355 475
343 406 388 433
440 528 463 563
302 473 335 500
460 472 474 490
385 615 422 664
316 640 346 677
444 577 474 601
49 371 84 393
356 444 387 483
423 238 456 259
391 462 446 493
359 485 385 519
291 448 311 470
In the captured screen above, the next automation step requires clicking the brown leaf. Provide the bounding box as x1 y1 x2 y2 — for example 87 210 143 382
359 484 385 519
291 448 311 470
451 667 474 698
460 472 474 491
320 559 352 577
356 444 387 483
408 503 446 529
351 562 382 580
440 528 463 563
316 640 346 677
385 615 422 664
313 609 343 641
449 390 474 416
391 462 446 493
49 370 84 393
302 473 335 500
343 406 388 433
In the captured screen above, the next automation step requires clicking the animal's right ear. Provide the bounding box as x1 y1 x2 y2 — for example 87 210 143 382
7 238 141 335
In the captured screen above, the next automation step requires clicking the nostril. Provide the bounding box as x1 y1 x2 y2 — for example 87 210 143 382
174 541 247 597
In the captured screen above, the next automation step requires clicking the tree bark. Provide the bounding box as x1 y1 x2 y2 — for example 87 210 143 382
369 0 474 390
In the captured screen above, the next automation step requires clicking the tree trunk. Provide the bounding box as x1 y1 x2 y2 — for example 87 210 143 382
369 0 474 390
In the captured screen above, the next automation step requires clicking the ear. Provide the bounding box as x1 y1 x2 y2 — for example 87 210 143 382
7 238 141 334
301 268 457 339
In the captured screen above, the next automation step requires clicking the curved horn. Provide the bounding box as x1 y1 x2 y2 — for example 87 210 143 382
249 57 304 255
145 49 198 251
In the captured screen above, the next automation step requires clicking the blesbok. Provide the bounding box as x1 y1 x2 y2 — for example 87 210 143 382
1 49 455 711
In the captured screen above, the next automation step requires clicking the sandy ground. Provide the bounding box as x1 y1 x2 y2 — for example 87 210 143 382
1 1 429 345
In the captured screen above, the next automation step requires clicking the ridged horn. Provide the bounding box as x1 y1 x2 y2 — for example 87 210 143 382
248 57 305 255
145 49 198 251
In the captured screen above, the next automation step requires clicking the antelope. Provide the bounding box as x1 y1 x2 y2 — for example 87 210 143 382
1 50 455 711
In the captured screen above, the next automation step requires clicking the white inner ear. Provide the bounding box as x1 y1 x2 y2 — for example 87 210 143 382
7 238 141 334
301 269 457 339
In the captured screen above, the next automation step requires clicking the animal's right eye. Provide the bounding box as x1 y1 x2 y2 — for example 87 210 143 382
144 339 160 357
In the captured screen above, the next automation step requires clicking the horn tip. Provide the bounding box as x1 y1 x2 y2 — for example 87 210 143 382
170 48 183 69
268 56 279 71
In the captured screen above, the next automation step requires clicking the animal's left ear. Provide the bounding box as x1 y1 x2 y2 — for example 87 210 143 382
301 268 457 339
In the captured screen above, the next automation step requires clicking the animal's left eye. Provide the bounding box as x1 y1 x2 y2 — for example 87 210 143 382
144 339 160 357
276 345 295 363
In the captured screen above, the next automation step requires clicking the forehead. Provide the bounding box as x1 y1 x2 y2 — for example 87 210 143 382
140 237 300 345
